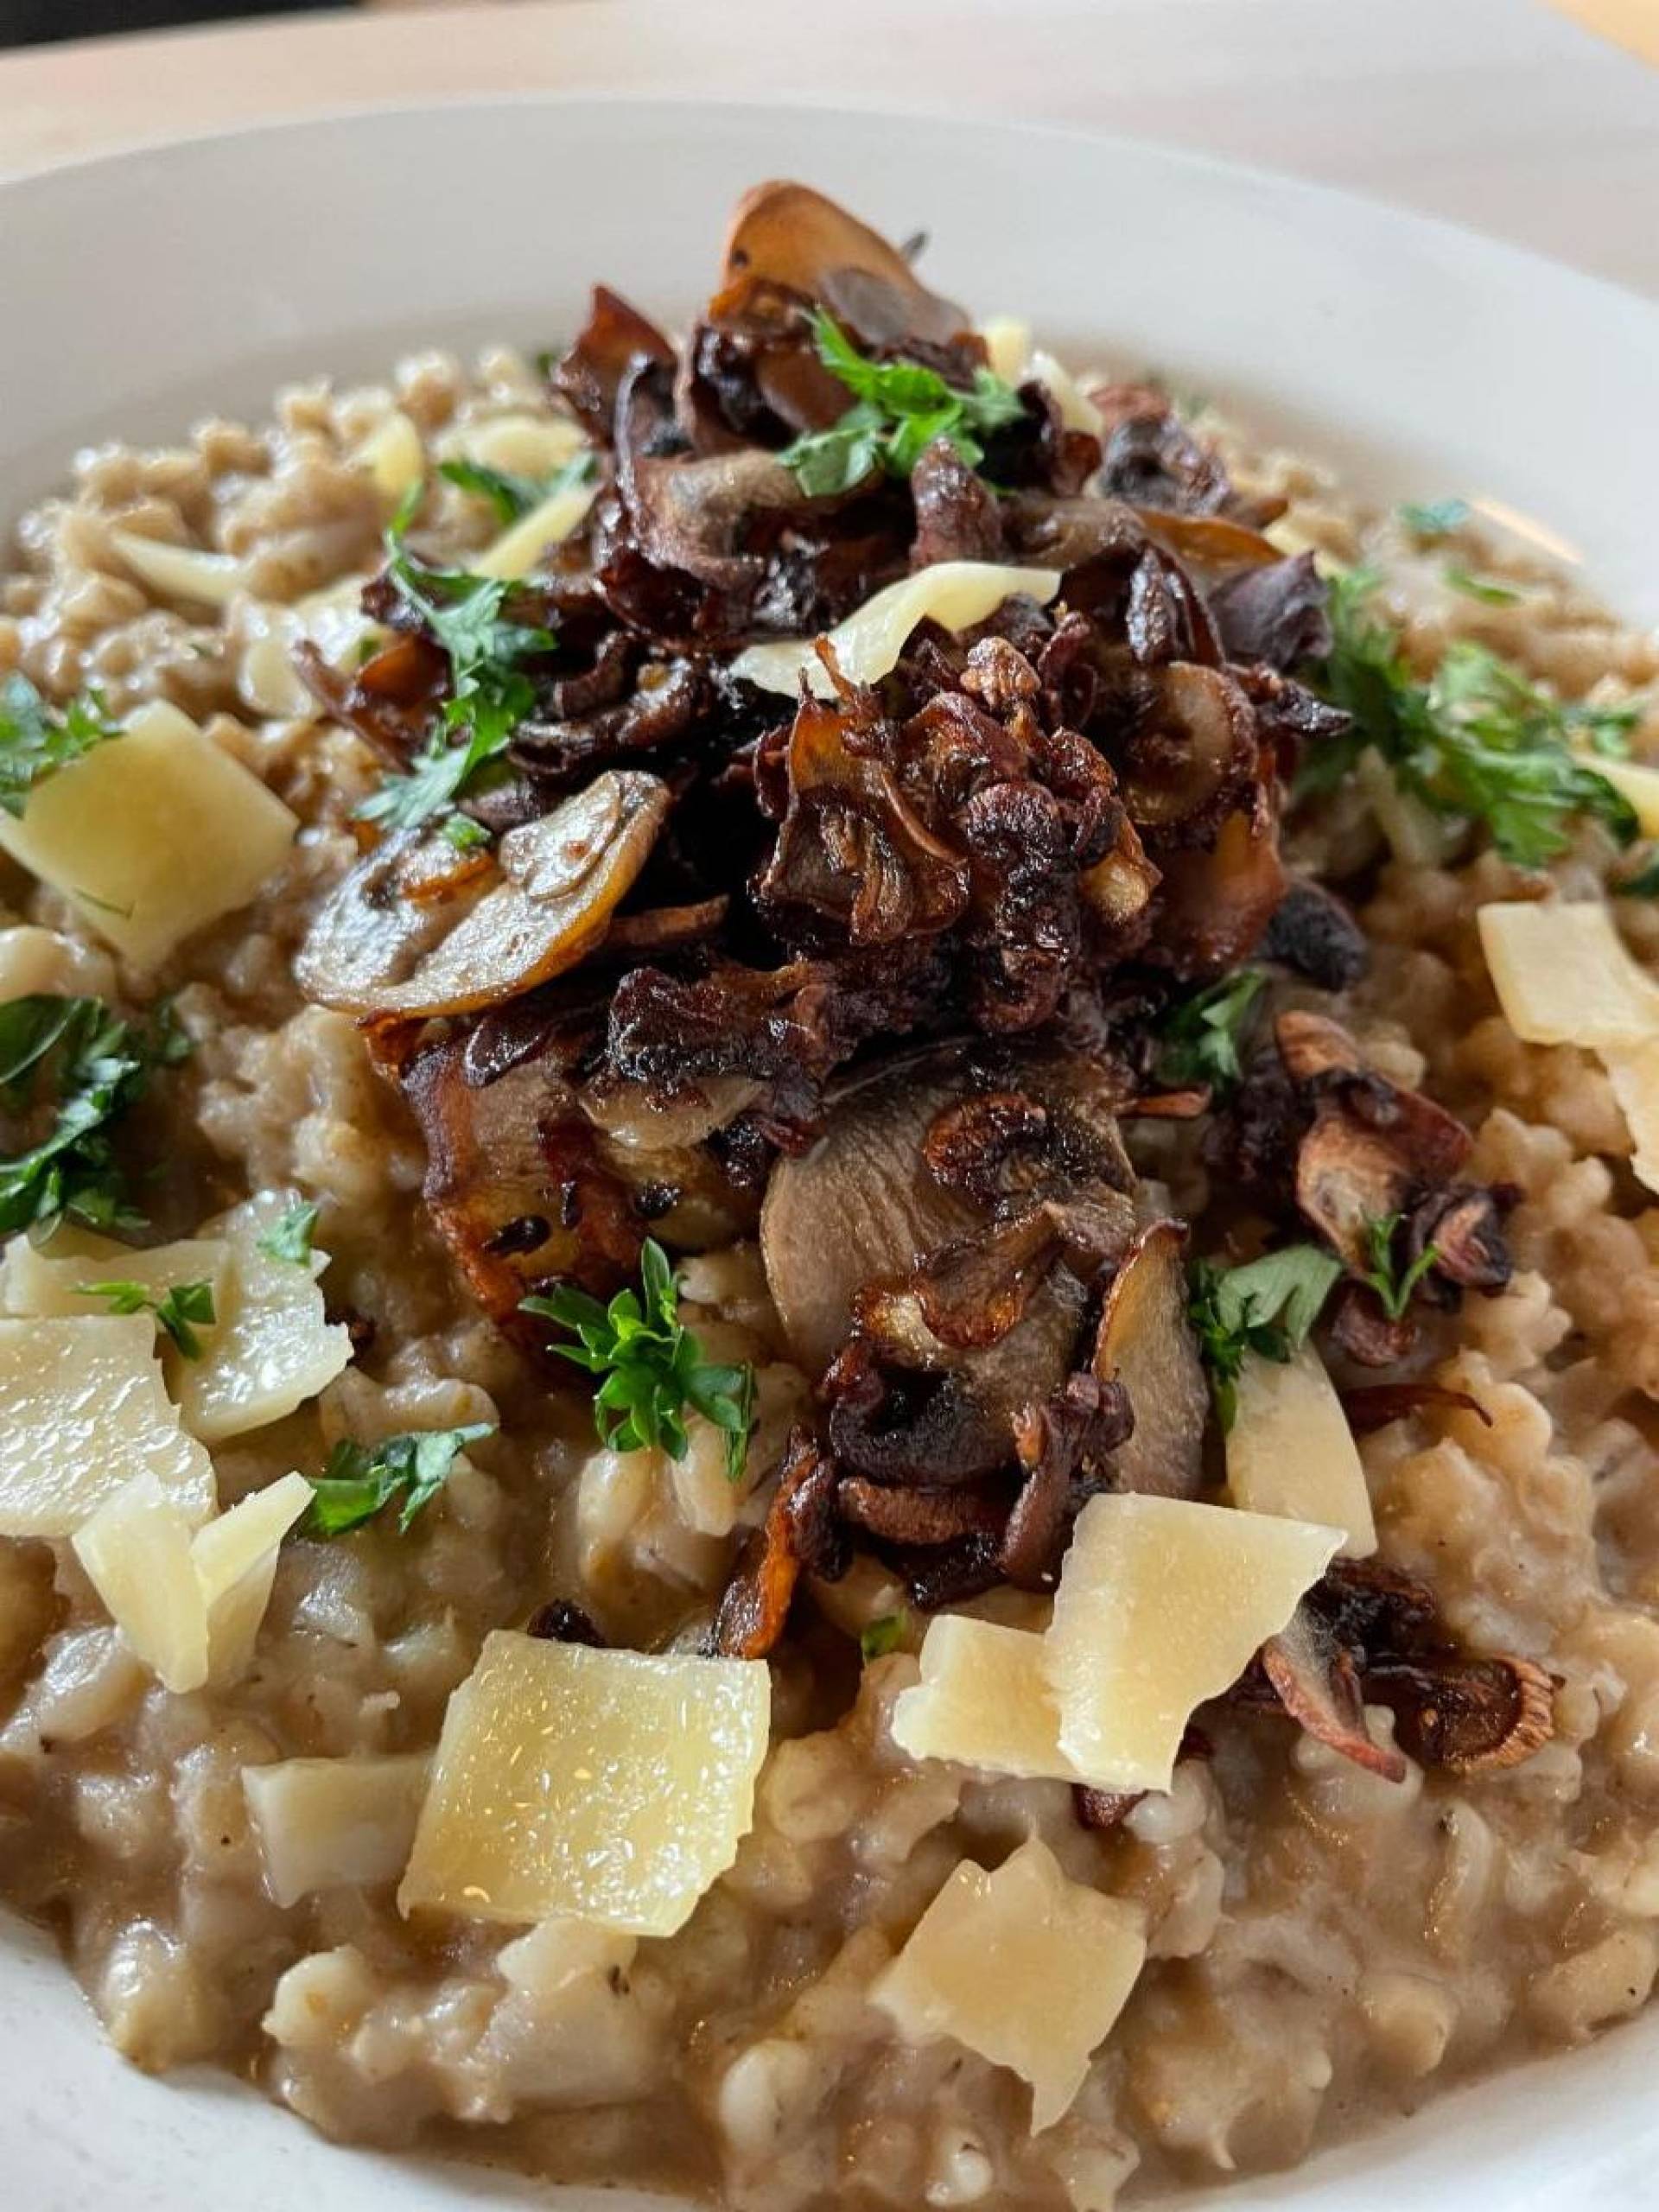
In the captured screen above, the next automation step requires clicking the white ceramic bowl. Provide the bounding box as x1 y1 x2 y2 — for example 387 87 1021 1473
2 95 1656 2212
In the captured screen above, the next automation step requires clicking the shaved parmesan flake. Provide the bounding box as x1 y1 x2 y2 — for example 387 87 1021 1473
1603 1039 1659 1195
978 318 1032 387
874 1837 1146 2132
1477 899 1659 1048
1226 1344 1376 1557
73 1471 208 1692
245 1754 430 1907
1579 752 1659 839
892 1616 1081 1783
398 1632 770 1934
193 1471 312 1681
73 1467 309 1694
0 1314 214 1539
0 700 297 966
3 1228 230 1349
730 563 1065 698
1048 1493 1341 1794
470 480 598 582
437 411 587 479
238 580 383 719
352 410 424 505
111 531 245 607
1028 351 1101 435
175 1192 352 1442
0 923 112 1001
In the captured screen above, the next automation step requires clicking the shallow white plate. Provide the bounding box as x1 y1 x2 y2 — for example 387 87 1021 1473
2 95 1656 2212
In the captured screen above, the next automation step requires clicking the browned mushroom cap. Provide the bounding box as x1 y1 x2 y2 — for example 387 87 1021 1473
554 284 676 441
1116 664 1259 833
1146 791 1287 979
296 772 671 1020
1001 1373 1133 1590
837 1476 1006 1546
1130 510 1284 572
1365 1656 1555 1775
713 180 973 353
1341 1382 1492 1435
712 1427 844 1660
1090 1219 1210 1500
1260 1606 1408 1783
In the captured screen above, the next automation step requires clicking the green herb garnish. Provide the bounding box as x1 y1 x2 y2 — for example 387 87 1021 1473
1188 1244 1344 1431
356 490 556 832
521 1237 756 1481
0 995 186 1236
860 1612 908 1662
1616 852 1659 899
256 1198 319 1266
300 1423 495 1537
440 813 492 853
778 311 1026 497
1397 498 1471 540
1305 569 1641 865
0 672 121 817
437 449 595 527
1443 564 1523 607
1357 1212 1440 1322
1154 969 1265 1094
78 1275 216 1358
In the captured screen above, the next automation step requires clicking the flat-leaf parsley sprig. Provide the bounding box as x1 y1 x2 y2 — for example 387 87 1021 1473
79 1276 217 1358
779 311 1026 498
1357 1211 1441 1324
300 1424 496 1538
357 490 556 833
1304 569 1642 866
1154 969 1266 1095
0 671 121 817
522 1238 756 1482
1188 1243 1344 1430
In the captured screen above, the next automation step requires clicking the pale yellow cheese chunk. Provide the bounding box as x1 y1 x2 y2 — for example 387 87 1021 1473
1048 1494 1341 1794
436 411 587 479
175 1192 352 1443
0 1314 214 1538
873 1837 1147 2132
1580 751 1659 839
892 1616 1082 1783
470 480 598 582
238 578 383 719
0 701 297 967
73 1467 309 1693
398 1631 770 1934
977 318 1032 385
3 1227 230 1349
111 531 245 607
245 1754 431 1907
194 1470 313 1680
352 410 425 505
72 1470 208 1692
1028 350 1100 435
730 563 1065 698
1602 1039 1659 1195
1226 1344 1376 1557
1477 899 1659 1048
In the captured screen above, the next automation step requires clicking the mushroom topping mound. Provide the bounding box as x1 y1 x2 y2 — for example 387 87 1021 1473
291 179 1541 1791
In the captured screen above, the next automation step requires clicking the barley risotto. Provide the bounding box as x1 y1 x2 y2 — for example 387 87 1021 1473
2 182 1658 2210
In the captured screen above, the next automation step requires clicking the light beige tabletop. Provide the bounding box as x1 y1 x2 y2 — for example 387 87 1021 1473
3 0 1658 299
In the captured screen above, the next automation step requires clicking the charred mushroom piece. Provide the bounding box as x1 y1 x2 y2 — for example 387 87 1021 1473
1090 1220 1209 1500
1259 1606 1408 1782
1001 1373 1133 1590
1147 792 1287 979
713 1427 844 1659
296 772 671 1019
1341 1382 1492 1435
555 285 677 440
1116 664 1258 835
1258 880 1369 991
1365 1655 1555 1774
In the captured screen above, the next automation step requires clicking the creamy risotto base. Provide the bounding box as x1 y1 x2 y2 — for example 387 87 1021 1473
2 346 1658 2210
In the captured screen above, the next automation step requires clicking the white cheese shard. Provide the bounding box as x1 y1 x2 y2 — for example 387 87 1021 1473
175 1192 352 1442
437 411 587 479
245 1753 430 1907
1047 1493 1341 1794
730 563 1065 698
1603 1039 1659 1195
873 1836 1147 2132
0 1314 214 1538
891 1616 1081 1783
1576 751 1659 839
111 531 246 607
0 699 297 966
398 1631 770 1934
238 580 384 719
470 480 598 582
73 1468 311 1694
3 1226 230 1346
1477 899 1659 1048
1226 1344 1376 1557
1028 350 1101 435
352 409 425 505
977 318 1032 386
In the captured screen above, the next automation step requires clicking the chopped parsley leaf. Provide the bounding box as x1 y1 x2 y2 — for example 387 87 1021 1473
1616 852 1659 899
779 311 1025 497
1358 1212 1441 1323
1397 497 1471 540
0 995 186 1237
522 1237 756 1481
0 672 121 817
79 1275 216 1358
1443 564 1523 607
256 1198 319 1266
301 1423 495 1538
437 448 596 528
1188 1244 1344 1431
860 1612 908 1662
1154 969 1265 1094
1304 569 1641 865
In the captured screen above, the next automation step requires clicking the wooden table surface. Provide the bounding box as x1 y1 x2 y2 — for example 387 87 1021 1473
3 0 1658 299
